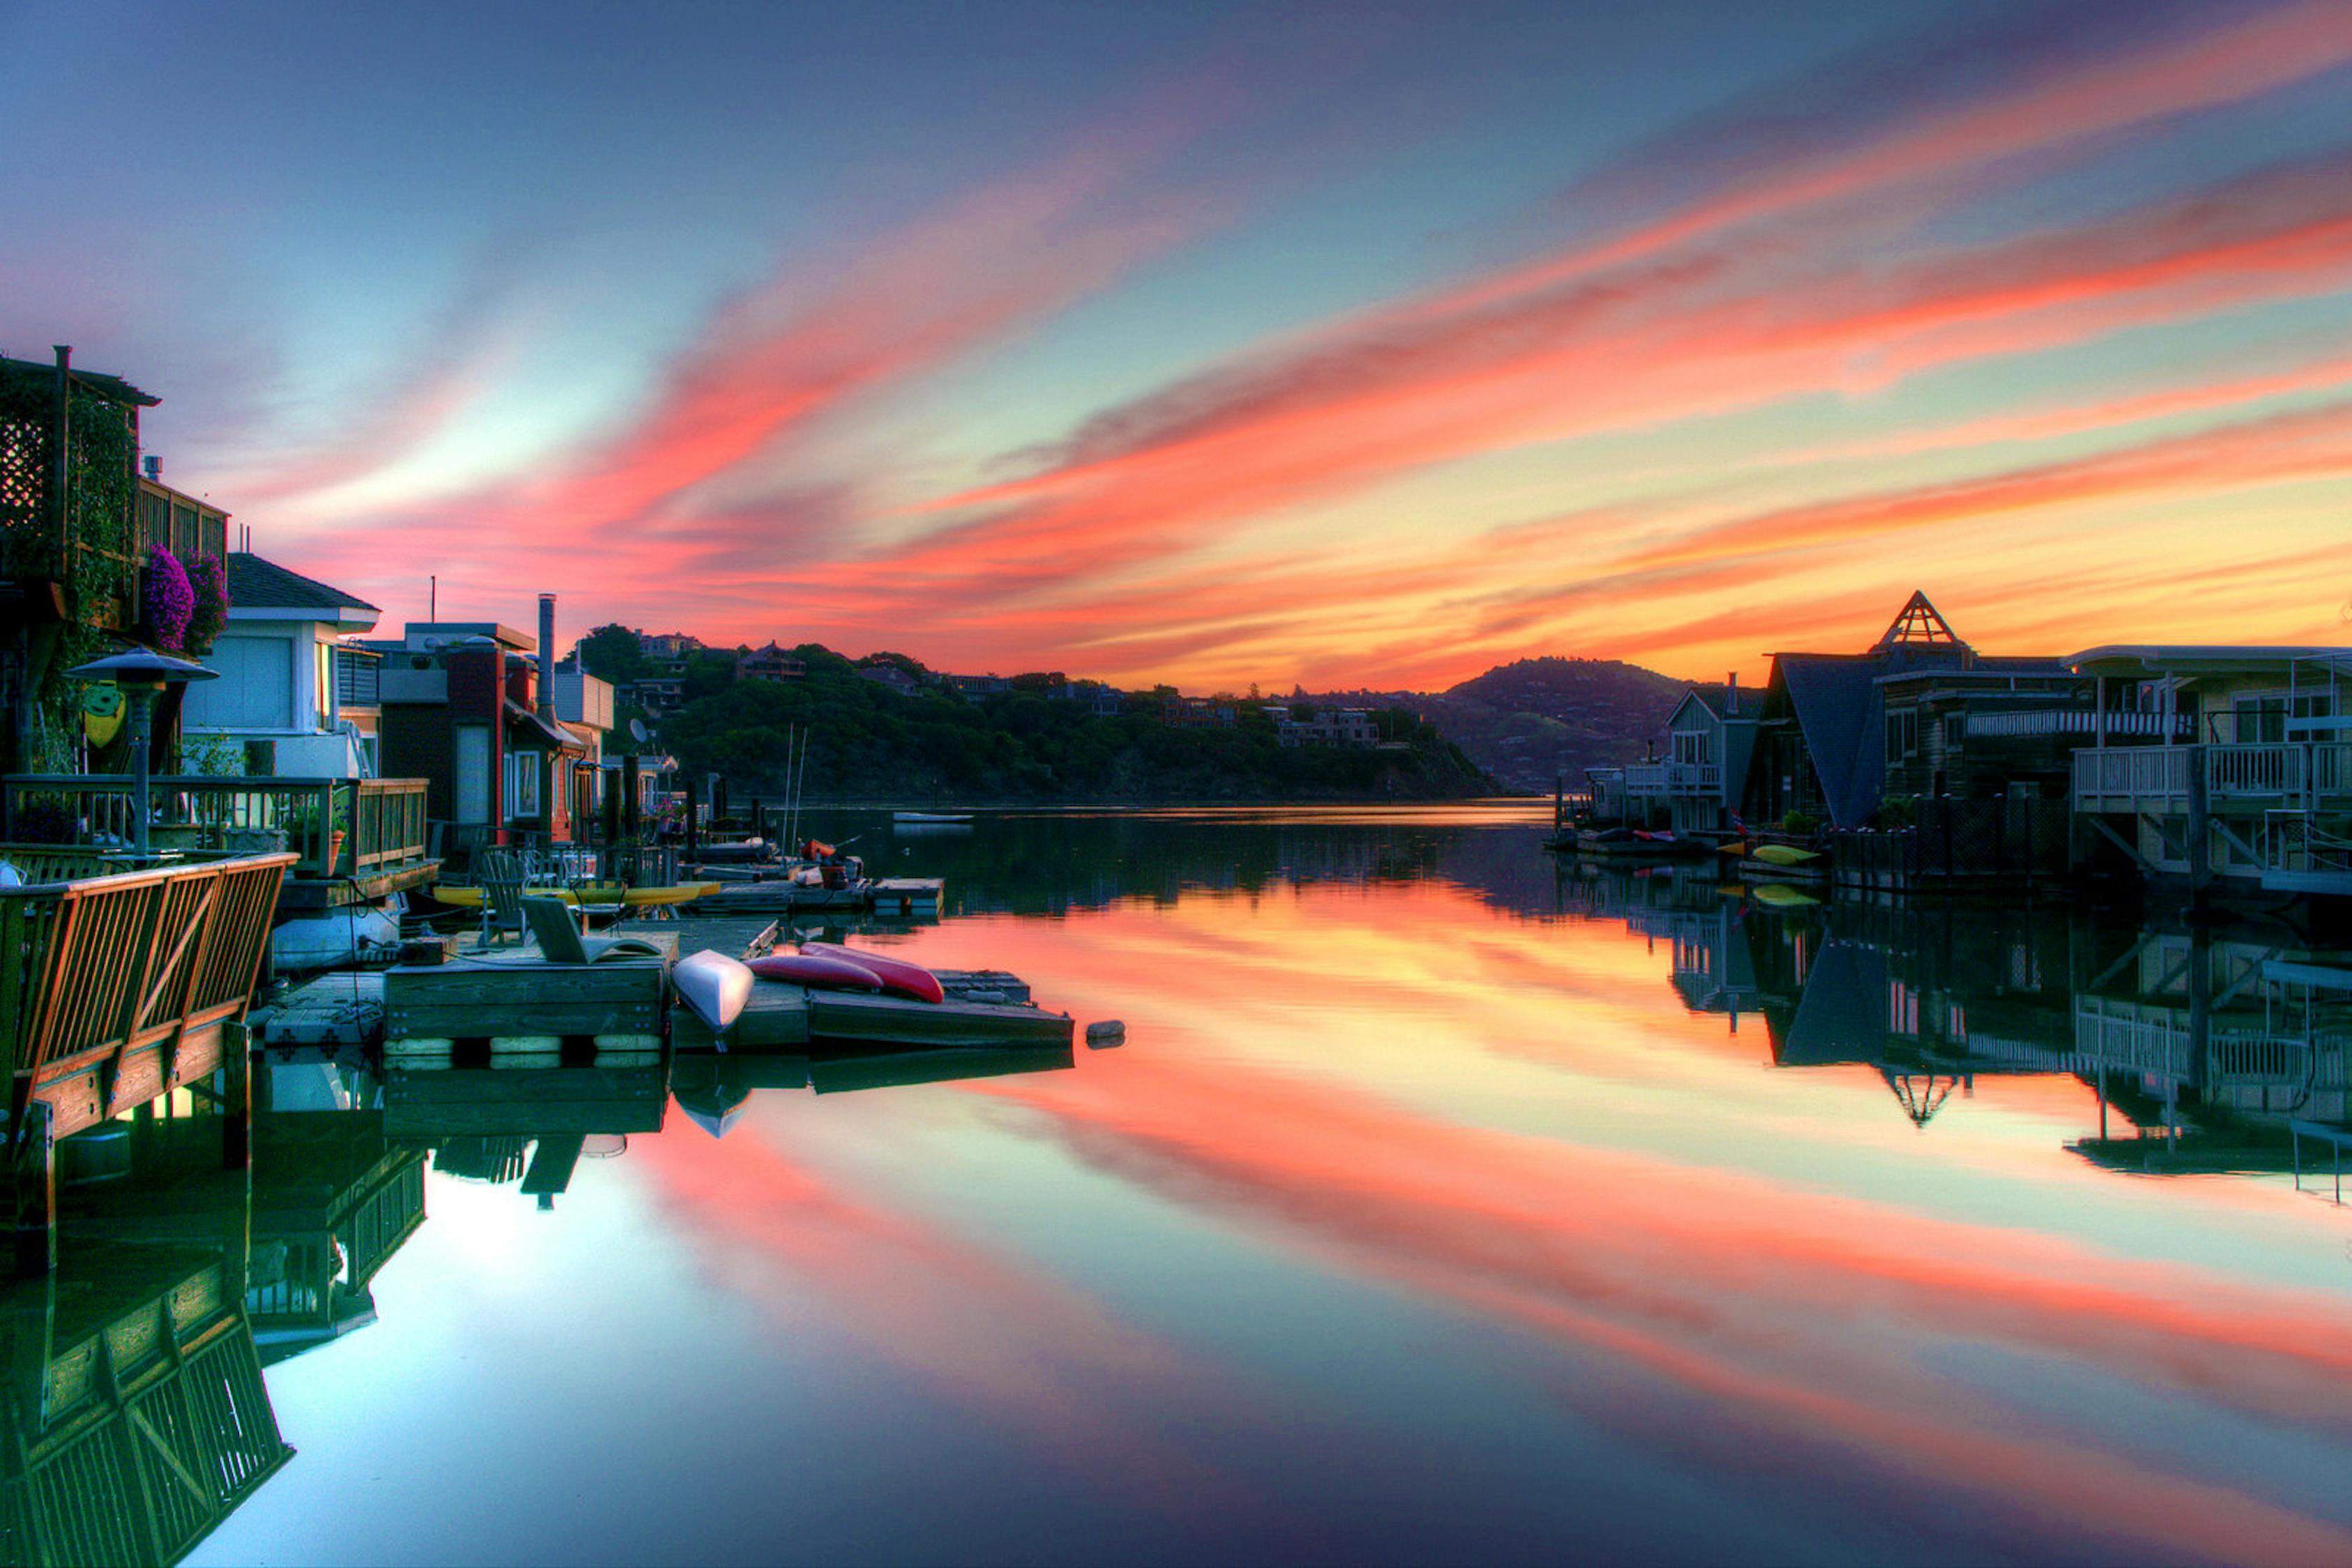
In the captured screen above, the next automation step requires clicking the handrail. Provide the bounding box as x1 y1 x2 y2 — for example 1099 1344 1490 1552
1 775 429 879
1 852 293 1093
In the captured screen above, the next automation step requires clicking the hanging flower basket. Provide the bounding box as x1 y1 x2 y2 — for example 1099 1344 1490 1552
144 546 194 650
185 553 230 653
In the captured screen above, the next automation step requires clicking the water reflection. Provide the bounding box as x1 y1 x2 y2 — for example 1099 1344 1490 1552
19 808 2352 1565
1594 858 2352 1176
5 1114 292 1568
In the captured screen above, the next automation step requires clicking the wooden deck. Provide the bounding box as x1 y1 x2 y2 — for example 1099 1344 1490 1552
6 853 291 1274
687 876 945 918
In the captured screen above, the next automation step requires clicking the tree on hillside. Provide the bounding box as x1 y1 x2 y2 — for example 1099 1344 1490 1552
576 624 650 684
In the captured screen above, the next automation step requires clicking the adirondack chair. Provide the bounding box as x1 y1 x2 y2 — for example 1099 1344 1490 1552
520 896 664 964
475 848 530 948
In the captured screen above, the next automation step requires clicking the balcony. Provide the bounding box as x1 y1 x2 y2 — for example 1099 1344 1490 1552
2 776 436 902
2072 743 2352 814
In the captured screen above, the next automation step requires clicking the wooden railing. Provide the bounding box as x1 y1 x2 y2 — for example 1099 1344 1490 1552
1 854 292 1125
6 1253 291 1567
1 776 429 880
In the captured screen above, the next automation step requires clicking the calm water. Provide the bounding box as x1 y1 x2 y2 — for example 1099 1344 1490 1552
28 806 2352 1565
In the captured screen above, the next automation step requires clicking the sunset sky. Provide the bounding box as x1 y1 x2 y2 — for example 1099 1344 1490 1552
8 0 2351 690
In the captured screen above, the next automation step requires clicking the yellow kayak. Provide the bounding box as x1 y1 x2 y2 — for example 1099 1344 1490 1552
429 882 721 909
1748 843 1821 867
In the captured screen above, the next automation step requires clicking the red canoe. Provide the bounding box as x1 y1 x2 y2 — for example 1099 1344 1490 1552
747 952 885 992
800 941 946 1005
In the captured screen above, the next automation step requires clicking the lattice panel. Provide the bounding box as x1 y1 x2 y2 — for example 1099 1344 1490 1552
0 414 49 532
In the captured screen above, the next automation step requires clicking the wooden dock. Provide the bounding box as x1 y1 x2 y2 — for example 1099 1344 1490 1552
381 939 675 1045
687 876 944 918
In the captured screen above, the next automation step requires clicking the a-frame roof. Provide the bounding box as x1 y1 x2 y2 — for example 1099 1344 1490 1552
1870 590 1966 653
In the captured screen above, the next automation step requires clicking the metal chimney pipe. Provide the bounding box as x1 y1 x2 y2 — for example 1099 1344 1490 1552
1726 670 1739 716
537 593 557 721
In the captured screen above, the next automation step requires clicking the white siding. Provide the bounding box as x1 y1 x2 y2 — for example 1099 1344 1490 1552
185 633 296 730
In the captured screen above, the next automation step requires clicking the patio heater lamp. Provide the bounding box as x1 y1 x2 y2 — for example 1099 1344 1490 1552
61 648 219 860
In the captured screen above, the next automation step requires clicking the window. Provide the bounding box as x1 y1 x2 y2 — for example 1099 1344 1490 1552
1884 709 1918 763
455 725 491 824
506 751 540 819
2233 695 2286 744
1672 730 1706 765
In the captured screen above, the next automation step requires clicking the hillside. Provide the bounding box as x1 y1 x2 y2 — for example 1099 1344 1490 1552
1307 656 1694 794
644 645 1494 803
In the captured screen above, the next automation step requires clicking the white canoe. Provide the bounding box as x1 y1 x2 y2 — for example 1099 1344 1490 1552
892 811 973 824
673 948 754 1037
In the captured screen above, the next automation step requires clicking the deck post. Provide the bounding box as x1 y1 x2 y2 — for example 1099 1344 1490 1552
7 1100 54 1278
685 777 701 862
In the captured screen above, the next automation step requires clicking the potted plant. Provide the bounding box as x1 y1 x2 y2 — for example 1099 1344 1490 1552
284 787 350 874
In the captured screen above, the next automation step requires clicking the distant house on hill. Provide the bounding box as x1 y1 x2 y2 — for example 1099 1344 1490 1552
857 664 920 697
947 673 1009 703
1265 705 1376 748
635 630 701 659
1162 696 1235 730
735 642 805 683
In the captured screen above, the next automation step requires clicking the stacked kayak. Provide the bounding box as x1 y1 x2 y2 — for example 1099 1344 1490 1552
724 941 1072 1049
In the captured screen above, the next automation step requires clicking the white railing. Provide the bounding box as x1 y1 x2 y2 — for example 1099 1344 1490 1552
1624 762 1670 797
1665 761 1722 794
2072 745 2192 804
2072 742 2332 808
1971 710 2195 739
2206 744 2302 798
2314 743 2352 800
2072 997 2194 1080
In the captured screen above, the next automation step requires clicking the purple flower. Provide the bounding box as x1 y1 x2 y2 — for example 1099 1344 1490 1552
144 546 194 650
185 552 231 652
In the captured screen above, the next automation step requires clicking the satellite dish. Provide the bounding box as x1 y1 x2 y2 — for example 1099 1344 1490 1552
629 717 649 745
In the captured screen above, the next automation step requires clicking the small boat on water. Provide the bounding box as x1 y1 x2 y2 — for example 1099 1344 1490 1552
673 949 754 1035
893 810 973 824
1736 840 1829 886
1576 827 1711 860
798 941 947 1004
747 951 888 992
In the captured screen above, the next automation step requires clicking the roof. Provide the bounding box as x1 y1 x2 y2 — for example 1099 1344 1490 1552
503 698 576 751
1776 656 1886 831
2 354 158 407
2065 645 2352 677
1869 590 1964 653
226 553 380 615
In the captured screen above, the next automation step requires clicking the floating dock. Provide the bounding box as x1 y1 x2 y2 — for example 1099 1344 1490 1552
669 968 1069 1052
688 876 944 918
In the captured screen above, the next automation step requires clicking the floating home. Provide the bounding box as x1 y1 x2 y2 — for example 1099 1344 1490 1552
363 596 617 866
2066 645 2351 900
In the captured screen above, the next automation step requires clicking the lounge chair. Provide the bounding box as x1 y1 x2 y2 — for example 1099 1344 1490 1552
522 896 666 964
